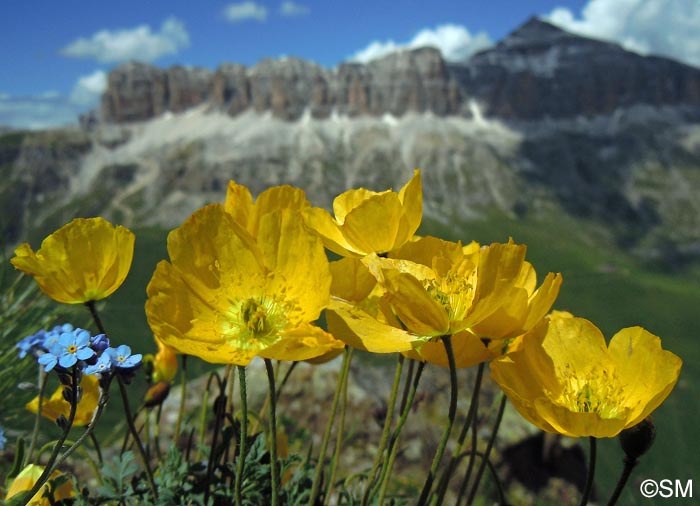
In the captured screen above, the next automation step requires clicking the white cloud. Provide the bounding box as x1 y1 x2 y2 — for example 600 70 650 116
350 24 492 63
0 70 109 129
224 2 268 22
546 0 700 67
61 17 190 63
280 1 309 16
0 93 79 130
70 70 107 106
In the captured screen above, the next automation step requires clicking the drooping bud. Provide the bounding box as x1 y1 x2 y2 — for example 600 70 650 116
144 381 171 408
619 417 656 462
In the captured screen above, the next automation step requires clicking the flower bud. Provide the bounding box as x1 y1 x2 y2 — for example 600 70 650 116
619 417 656 461
144 381 171 408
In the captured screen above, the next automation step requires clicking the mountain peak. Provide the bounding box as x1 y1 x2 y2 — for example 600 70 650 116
498 16 593 50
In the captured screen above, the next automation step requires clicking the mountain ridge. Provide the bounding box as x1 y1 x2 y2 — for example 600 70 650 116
96 17 700 125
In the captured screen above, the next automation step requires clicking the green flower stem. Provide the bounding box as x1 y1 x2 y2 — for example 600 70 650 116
361 353 405 506
276 361 298 402
417 336 458 506
235 365 248 506
27 368 48 463
85 300 107 335
324 347 354 505
606 457 638 506
578 436 597 506
376 360 426 504
398 358 416 413
24 368 79 502
204 367 230 505
309 347 353 506
117 375 158 499
89 431 103 465
465 393 507 505
264 359 280 506
196 380 212 462
434 362 485 506
454 451 505 505
175 354 188 440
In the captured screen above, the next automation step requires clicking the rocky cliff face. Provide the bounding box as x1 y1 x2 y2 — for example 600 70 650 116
100 18 700 123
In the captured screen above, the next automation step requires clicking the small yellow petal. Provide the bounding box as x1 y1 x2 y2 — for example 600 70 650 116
224 180 254 231
332 187 384 224
382 269 450 336
258 323 344 362
303 207 357 257
397 169 423 238
341 193 404 254
327 297 418 353
330 257 376 302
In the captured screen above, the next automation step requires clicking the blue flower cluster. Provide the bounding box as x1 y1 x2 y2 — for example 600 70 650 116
0 426 6 451
17 324 142 381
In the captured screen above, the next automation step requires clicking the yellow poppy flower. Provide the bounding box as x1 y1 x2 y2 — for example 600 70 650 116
490 311 683 438
304 170 422 257
26 374 100 426
327 237 539 367
402 244 562 368
224 180 311 237
11 217 134 304
5 464 74 505
145 204 344 365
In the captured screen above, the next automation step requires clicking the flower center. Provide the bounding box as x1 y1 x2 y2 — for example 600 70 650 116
557 368 623 419
425 267 476 323
222 296 287 352
67 344 78 354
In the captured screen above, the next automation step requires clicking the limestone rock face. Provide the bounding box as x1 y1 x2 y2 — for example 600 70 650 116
98 18 700 124
101 62 168 122
248 58 331 120
166 66 214 113
211 64 250 116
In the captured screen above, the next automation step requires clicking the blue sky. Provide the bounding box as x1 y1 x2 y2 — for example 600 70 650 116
1 0 698 129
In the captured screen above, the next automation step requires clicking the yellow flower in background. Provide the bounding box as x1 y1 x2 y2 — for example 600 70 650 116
146 204 344 365
405 245 562 368
490 311 682 438
327 237 543 367
5 464 75 505
224 180 311 237
304 169 422 257
26 374 100 426
327 256 420 353
11 217 134 304
151 338 179 383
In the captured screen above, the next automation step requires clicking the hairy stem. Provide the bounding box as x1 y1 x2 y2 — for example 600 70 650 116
417 336 458 506
361 353 405 506
578 436 597 506
465 394 507 505
235 366 248 506
265 359 280 506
